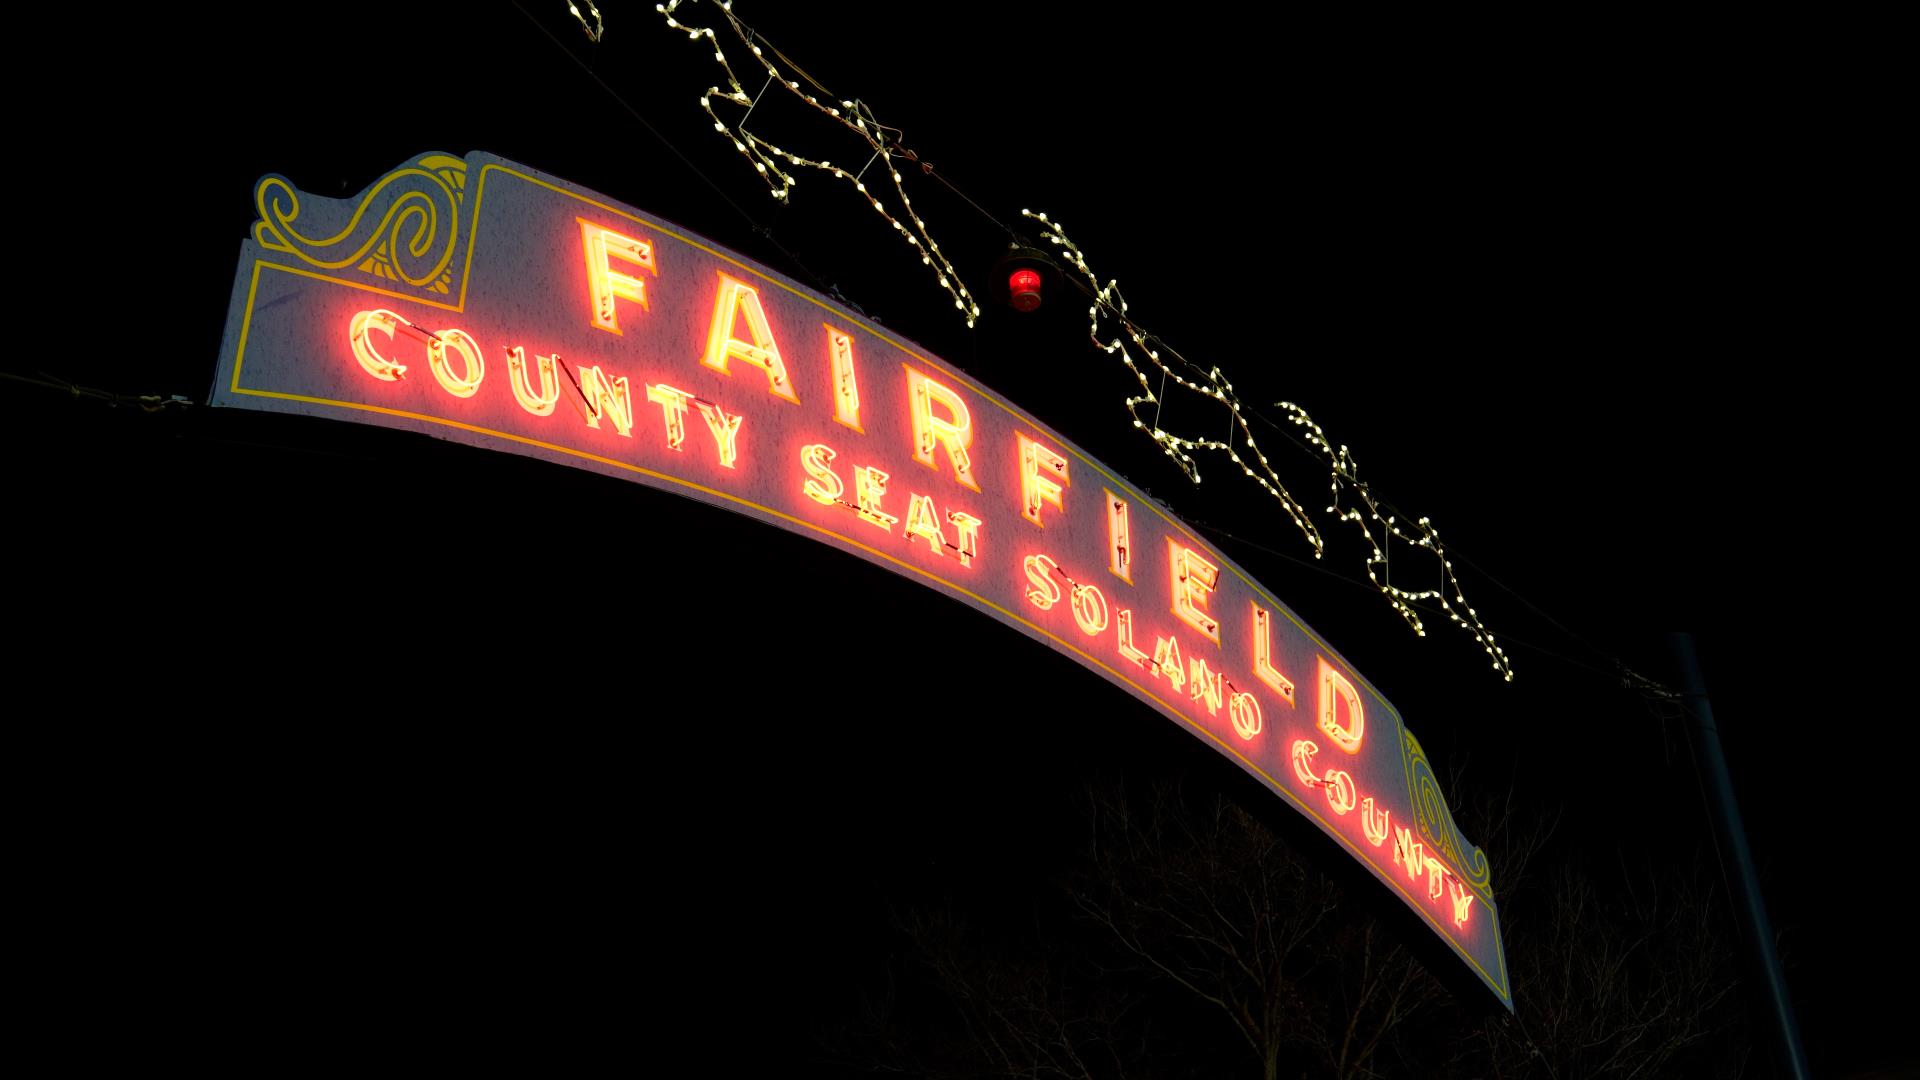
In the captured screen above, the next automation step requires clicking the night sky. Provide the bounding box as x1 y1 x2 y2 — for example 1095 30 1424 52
17 4 1898 1075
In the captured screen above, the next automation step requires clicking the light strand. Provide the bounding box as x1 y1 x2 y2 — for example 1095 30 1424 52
566 0 603 42
656 0 982 326
630 3 1512 681
1021 210 1513 681
1278 400 1514 680
1018 210 1321 545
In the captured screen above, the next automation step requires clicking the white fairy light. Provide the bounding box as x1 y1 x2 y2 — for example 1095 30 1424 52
566 0 603 42
1022 210 1514 682
640 3 1509 681
657 1 982 326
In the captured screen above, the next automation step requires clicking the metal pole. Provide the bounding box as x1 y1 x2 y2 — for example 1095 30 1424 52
1667 632 1811 1080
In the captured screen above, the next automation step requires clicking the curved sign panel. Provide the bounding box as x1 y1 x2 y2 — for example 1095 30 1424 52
211 150 1510 1007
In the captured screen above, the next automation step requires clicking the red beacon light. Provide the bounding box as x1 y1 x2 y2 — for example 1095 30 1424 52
993 245 1055 315
1008 268 1043 312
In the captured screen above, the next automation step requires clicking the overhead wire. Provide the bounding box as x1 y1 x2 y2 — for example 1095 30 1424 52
4 371 193 411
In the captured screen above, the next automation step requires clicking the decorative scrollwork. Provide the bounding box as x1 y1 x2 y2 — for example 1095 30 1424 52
1403 731 1492 891
253 152 468 294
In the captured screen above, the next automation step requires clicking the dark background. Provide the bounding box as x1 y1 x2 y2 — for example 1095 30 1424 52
12 3 1898 1074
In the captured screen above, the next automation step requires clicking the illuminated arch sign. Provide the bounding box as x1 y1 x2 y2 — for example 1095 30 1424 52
211 150 1510 1007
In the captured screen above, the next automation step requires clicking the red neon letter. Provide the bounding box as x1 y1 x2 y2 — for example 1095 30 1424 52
905 367 978 491
826 325 862 432
904 493 950 556
1106 490 1132 583
1424 855 1451 901
1448 880 1475 927
855 465 897 531
1116 608 1151 668
1152 635 1186 692
1360 797 1391 847
1322 769 1357 815
1071 583 1109 636
1229 691 1262 740
1169 542 1221 643
1187 656 1224 716
1024 554 1062 610
1392 826 1424 883
647 383 693 450
801 443 844 506
349 309 407 381
505 347 560 416
948 512 982 567
1317 656 1365 754
1252 605 1296 708
578 364 635 437
426 328 484 398
694 400 744 469
579 219 657 334
1290 738 1322 787
703 273 798 402
1018 434 1069 527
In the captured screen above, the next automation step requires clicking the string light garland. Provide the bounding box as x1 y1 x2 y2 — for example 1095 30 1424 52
1021 210 1513 681
655 0 983 326
621 2 1511 680
1277 400 1514 681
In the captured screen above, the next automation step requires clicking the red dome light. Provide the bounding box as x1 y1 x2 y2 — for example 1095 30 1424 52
1008 267 1043 312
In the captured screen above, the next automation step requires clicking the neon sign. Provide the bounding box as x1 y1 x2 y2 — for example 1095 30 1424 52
212 151 1510 1008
